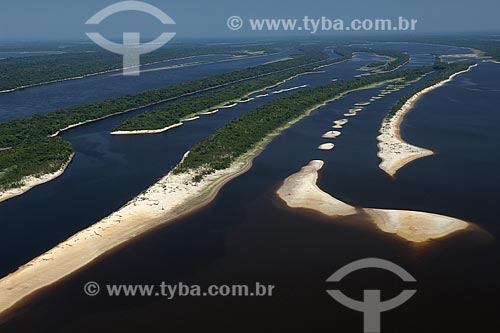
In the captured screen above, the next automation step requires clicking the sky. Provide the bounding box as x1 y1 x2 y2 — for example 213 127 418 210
1 0 499 41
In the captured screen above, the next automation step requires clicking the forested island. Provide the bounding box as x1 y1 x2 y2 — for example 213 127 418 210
0 47 337 192
173 65 435 181
112 49 356 132
112 47 408 132
0 43 284 92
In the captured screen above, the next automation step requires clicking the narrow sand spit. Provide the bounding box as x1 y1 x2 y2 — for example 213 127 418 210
0 154 74 203
276 160 472 243
238 97 255 103
181 116 200 122
111 122 183 135
377 64 477 177
0 150 256 317
197 109 219 116
322 131 341 139
111 116 199 136
318 143 335 150
272 85 308 94
220 102 238 109
0 80 408 317
276 160 356 216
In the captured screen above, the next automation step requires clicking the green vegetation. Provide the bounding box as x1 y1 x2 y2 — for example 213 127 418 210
385 59 474 120
365 36 500 62
0 45 413 191
114 71 306 132
115 47 409 132
0 44 283 92
351 47 410 72
174 65 434 181
0 47 338 190
365 61 387 68
0 49 332 149
426 38 500 61
0 137 73 190
114 49 354 132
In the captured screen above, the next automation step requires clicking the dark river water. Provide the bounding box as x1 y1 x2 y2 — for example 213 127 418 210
2 44 498 332
0 48 368 277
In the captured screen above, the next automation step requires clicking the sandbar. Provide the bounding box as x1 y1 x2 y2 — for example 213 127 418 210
377 64 477 177
318 143 335 150
111 122 183 135
322 131 341 139
276 160 472 243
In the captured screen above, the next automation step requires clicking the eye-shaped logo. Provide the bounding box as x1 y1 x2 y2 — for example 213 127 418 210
326 258 417 333
85 1 176 76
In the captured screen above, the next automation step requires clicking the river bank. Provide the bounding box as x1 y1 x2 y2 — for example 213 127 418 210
377 64 477 177
0 153 74 203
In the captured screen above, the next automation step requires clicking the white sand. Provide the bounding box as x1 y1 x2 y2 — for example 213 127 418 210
318 143 335 150
377 64 477 177
322 131 341 139
181 116 200 122
0 149 258 317
366 209 469 243
271 85 308 94
0 79 396 317
355 102 370 106
0 154 74 203
333 119 348 126
276 160 472 243
220 103 238 109
276 160 356 216
238 97 255 103
197 109 219 116
111 122 183 135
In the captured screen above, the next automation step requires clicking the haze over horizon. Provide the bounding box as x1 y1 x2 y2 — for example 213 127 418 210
1 0 500 41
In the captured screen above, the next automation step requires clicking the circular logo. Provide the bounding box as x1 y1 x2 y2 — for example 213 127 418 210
84 281 101 296
227 16 244 31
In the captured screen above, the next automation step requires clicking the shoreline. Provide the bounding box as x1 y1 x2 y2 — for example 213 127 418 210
0 76 382 318
0 53 234 95
0 153 74 204
51 69 314 137
277 160 473 243
108 72 319 136
377 64 477 177
1 57 337 200
0 146 261 318
111 123 184 135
